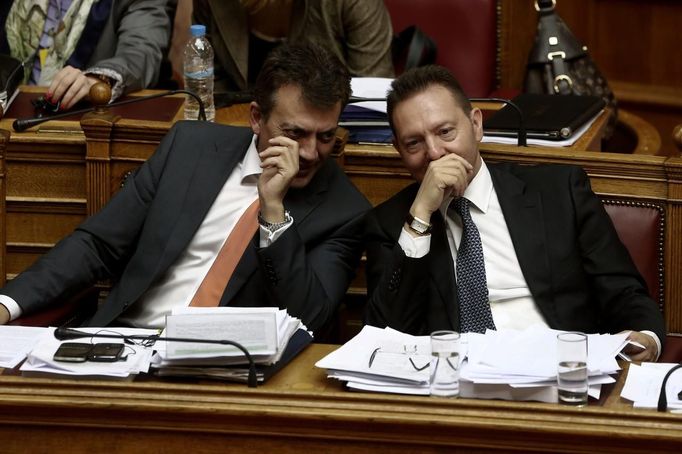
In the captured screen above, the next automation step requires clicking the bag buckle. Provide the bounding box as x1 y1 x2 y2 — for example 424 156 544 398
547 51 566 60
553 74 573 93
534 0 556 12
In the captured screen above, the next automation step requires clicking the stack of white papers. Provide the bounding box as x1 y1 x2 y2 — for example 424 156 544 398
152 307 306 368
621 363 682 411
316 325 629 402
20 327 157 378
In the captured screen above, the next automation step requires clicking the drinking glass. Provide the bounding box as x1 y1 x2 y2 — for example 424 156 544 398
556 332 588 406
430 330 460 397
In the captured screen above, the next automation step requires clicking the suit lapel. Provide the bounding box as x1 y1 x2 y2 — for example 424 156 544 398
153 133 249 280
489 166 553 307
429 211 460 330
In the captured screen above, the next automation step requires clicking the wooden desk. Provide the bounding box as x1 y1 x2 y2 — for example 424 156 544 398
0 344 680 453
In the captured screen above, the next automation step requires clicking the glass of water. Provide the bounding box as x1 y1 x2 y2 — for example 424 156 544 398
430 330 460 397
556 332 588 406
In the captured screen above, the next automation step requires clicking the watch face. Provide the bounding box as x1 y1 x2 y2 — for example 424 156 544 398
411 219 428 233
410 217 430 234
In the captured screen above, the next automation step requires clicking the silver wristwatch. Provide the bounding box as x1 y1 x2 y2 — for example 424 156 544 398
406 213 432 235
258 210 292 232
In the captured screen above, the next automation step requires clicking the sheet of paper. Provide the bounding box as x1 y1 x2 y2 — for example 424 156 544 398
21 327 156 378
316 325 430 384
164 311 277 359
0 326 50 368
349 77 393 112
621 363 682 409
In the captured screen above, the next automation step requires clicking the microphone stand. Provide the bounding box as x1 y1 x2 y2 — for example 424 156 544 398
469 97 527 147
348 96 528 147
54 327 259 388
12 89 207 132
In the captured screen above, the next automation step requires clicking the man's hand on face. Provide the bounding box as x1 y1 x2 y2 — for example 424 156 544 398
622 331 659 362
410 153 474 221
257 136 300 222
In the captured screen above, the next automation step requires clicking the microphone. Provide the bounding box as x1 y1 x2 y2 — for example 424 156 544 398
12 89 207 132
347 96 527 147
54 326 258 388
469 97 527 147
214 91 254 108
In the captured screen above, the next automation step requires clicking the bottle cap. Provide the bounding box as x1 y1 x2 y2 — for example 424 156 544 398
190 24 206 37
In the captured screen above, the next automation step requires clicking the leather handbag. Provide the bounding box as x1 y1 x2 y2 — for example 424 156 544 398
524 0 617 140
0 53 23 115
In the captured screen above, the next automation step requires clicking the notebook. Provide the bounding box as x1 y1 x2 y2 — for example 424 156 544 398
483 93 606 140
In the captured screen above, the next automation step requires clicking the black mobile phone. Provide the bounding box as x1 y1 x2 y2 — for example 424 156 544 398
88 343 125 362
53 342 92 363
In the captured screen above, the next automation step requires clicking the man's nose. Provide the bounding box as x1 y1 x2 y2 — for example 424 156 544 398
298 137 318 161
426 137 446 160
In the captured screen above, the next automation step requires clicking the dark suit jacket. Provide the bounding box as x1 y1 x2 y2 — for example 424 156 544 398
364 162 665 342
2 122 370 332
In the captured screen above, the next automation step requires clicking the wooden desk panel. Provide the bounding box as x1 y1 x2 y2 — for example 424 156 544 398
0 345 680 453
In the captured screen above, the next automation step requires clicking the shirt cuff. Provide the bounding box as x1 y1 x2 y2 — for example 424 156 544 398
398 227 431 258
259 216 294 248
640 330 662 361
0 294 23 321
84 67 124 101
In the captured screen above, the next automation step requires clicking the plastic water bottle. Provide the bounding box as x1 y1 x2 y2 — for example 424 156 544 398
183 24 215 121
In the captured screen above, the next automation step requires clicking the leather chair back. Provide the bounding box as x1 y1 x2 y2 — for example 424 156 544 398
383 0 498 97
602 199 664 310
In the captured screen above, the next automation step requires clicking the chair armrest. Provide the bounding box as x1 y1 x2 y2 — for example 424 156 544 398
8 287 99 327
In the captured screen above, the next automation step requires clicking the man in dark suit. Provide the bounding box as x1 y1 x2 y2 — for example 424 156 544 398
0 43 370 333
364 65 664 361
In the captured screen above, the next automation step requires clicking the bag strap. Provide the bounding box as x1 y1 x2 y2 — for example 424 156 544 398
392 26 437 72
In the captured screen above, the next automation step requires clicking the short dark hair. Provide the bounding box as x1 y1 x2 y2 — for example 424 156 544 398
253 43 352 119
386 65 472 133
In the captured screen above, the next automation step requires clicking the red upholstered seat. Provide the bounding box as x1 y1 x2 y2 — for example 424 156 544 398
383 0 498 97
602 200 664 311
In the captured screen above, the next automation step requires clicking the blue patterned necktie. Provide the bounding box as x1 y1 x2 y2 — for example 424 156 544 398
451 197 496 333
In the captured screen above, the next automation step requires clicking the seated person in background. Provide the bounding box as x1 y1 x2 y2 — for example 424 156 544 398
0 0 172 109
364 65 665 361
0 43 371 334
193 0 394 93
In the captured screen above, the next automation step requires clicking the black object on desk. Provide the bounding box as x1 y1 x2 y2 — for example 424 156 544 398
484 93 605 141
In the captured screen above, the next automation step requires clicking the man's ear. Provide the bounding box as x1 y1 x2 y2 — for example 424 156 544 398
249 101 262 135
470 107 483 142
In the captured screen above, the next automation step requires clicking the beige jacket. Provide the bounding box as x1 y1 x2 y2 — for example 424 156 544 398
193 0 394 92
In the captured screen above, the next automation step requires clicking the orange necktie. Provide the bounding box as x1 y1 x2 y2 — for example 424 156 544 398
189 199 260 307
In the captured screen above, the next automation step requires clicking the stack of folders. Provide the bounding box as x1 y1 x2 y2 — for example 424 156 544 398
339 77 393 144
316 325 630 403
151 307 312 384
